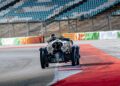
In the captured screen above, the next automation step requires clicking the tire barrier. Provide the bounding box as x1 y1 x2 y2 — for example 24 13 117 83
0 36 44 46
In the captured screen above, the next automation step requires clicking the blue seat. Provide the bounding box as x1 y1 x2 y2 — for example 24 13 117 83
56 0 120 20
112 9 120 16
1 0 75 21
0 0 120 22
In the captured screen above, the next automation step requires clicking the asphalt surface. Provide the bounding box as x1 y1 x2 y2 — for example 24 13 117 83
52 39 120 86
0 39 120 86
75 39 120 58
0 46 54 86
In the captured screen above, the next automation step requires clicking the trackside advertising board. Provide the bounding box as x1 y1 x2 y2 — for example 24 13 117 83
0 38 1 45
63 32 99 40
63 31 120 40
77 32 99 40
0 36 44 46
118 31 120 38
63 33 78 41
99 31 117 40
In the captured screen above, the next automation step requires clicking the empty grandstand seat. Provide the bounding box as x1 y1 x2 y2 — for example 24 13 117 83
0 0 15 8
112 10 120 16
0 0 120 23
56 0 120 20
0 0 78 22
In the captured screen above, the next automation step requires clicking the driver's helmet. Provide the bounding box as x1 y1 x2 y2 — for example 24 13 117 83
51 34 55 38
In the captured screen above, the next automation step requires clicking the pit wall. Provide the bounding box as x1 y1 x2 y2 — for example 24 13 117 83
0 36 44 46
63 31 120 41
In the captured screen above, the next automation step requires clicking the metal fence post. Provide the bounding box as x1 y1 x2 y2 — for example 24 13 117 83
8 21 11 37
58 20 61 35
107 15 112 30
12 23 15 37
75 18 78 32
91 17 95 31
26 22 30 36
67 18 71 33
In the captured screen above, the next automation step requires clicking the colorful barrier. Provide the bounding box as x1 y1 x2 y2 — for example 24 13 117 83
0 31 120 46
0 36 44 46
77 32 99 40
118 31 120 38
63 33 77 41
77 32 85 40
63 31 120 41
19 36 44 44
99 31 117 40
0 38 1 45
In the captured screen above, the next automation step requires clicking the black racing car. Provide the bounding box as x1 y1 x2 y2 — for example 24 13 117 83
39 38 80 69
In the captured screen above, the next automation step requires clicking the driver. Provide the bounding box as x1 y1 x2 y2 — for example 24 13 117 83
47 34 57 43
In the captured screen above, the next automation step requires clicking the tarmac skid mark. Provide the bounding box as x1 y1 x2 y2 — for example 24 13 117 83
52 44 120 86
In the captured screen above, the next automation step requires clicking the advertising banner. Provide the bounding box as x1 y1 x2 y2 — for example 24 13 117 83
14 38 20 45
0 36 44 46
117 31 120 38
77 32 99 40
63 33 77 40
84 32 99 40
1 38 16 45
77 32 85 40
0 38 1 45
99 31 117 40
19 36 44 44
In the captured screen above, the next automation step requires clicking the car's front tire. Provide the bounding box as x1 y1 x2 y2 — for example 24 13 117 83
40 48 46 69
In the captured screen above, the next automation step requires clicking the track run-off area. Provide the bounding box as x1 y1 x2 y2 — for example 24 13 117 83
0 39 120 86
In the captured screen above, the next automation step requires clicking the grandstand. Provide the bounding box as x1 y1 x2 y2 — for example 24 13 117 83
0 0 120 38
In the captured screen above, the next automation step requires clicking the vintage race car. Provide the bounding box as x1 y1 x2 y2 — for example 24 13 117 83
39 38 80 69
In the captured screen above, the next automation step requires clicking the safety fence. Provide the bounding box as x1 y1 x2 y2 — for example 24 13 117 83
63 31 120 41
0 36 44 46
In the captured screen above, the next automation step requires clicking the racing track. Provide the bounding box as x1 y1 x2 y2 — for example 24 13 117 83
0 44 54 86
53 39 120 86
0 39 120 86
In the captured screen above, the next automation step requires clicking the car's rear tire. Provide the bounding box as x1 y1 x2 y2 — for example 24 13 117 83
71 46 80 66
71 47 76 66
76 57 79 65
76 46 80 65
